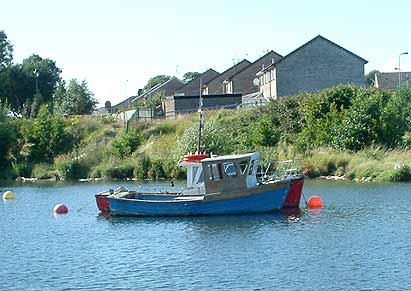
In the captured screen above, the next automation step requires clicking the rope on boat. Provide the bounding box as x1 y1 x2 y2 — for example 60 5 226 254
76 200 94 212
301 191 309 208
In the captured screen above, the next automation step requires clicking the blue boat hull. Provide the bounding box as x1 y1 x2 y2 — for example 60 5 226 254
109 182 291 216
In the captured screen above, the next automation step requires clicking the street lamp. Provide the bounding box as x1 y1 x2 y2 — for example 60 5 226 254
398 52 408 88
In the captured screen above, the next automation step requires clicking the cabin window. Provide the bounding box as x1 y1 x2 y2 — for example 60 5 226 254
208 163 222 181
239 161 248 175
224 162 237 177
248 160 255 176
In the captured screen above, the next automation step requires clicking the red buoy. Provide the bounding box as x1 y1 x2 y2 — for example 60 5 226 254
54 204 69 214
307 196 323 209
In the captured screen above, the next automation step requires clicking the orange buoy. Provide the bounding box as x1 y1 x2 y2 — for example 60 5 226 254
307 196 323 209
54 204 69 214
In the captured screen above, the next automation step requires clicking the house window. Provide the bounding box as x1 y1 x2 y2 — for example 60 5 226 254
224 162 237 177
208 163 223 181
202 87 208 95
225 81 233 93
265 71 271 83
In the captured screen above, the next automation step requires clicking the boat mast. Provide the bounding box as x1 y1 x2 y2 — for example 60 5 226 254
197 78 203 153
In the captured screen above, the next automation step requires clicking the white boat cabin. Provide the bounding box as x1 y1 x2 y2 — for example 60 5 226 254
179 152 260 194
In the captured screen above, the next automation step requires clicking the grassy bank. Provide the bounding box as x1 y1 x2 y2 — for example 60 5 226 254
2 85 411 182
3 112 411 183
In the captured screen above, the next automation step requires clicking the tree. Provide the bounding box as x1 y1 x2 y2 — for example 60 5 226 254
20 106 72 163
134 91 165 109
0 30 13 69
143 75 170 92
0 64 38 116
54 79 97 115
183 72 201 83
21 54 62 104
0 55 62 116
0 101 17 169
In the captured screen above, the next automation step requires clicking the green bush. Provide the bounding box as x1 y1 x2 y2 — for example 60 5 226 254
144 122 176 137
133 156 151 180
0 106 21 169
148 160 165 179
177 119 235 156
111 129 143 158
20 106 73 163
388 165 411 182
12 162 32 178
248 115 280 148
32 163 55 179
56 159 89 180
103 163 135 179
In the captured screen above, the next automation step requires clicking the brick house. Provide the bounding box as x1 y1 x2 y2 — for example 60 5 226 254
175 68 220 95
202 59 251 95
257 35 368 99
222 51 283 96
374 71 411 91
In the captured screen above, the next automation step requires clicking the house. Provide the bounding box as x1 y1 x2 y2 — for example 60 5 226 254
202 60 251 95
113 76 184 111
92 101 117 115
175 69 220 95
374 71 411 91
164 93 242 119
222 51 283 96
257 35 368 99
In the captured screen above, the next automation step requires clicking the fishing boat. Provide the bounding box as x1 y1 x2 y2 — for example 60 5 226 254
95 152 304 216
95 80 304 216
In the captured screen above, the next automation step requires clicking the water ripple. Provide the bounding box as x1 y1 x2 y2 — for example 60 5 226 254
1 180 411 290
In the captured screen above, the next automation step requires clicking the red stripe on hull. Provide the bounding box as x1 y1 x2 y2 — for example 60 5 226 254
282 177 304 208
96 195 110 212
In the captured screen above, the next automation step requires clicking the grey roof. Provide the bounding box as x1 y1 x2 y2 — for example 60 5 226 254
131 76 184 102
175 68 220 95
225 51 283 81
204 59 251 85
271 35 368 68
375 71 411 91
113 76 184 110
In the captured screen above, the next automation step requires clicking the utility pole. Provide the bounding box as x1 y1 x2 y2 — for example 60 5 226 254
398 52 409 88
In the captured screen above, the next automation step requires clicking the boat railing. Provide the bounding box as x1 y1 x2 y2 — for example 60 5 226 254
258 159 303 182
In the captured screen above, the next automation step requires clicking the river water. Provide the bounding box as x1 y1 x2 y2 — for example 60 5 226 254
1 180 411 291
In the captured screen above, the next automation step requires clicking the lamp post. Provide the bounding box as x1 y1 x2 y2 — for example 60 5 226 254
398 52 408 88
34 68 39 93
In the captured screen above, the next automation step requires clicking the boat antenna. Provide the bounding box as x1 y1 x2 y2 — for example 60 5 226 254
197 78 204 153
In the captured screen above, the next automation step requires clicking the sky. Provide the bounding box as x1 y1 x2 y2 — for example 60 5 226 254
2 0 411 106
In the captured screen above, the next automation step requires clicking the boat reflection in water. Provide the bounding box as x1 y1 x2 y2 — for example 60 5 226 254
95 152 304 217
